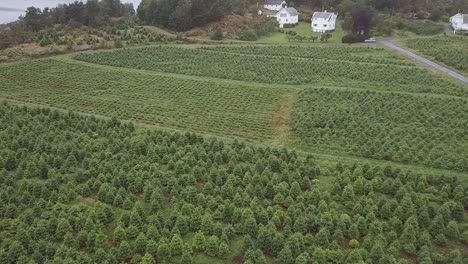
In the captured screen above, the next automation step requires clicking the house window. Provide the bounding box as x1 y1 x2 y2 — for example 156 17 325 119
280 13 287 17
313 24 318 26
323 24 327 27
286 19 288 22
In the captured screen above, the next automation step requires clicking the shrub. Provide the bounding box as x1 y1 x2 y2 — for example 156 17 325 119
406 20 443 35
114 40 124 48
238 29 258 41
342 34 365 43
247 19 278 37
283 23 297 28
210 28 224 41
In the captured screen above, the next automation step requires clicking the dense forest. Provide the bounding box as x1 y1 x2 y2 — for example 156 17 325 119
136 0 468 31
0 102 466 264
0 0 136 50
22 0 135 30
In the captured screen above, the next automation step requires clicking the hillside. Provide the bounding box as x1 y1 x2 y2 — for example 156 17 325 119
0 94 466 264
1 41 467 264
0 1 467 263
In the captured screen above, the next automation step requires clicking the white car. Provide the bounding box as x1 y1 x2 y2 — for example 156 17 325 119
364 38 377 43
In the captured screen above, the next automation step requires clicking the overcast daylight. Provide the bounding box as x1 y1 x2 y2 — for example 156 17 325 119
0 0 467 263
0 0 142 23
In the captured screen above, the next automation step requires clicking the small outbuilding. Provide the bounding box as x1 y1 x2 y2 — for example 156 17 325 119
311 11 338 33
450 13 468 33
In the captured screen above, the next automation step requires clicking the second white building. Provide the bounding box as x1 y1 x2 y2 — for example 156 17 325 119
275 7 299 28
311 11 338 32
450 13 468 33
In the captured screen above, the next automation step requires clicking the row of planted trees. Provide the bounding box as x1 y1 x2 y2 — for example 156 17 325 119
0 102 466 263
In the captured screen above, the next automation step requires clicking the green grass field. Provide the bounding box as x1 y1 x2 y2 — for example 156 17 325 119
257 22 345 44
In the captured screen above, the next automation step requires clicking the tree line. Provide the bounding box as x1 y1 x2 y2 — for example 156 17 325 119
294 0 468 16
0 0 135 50
136 0 254 31
22 0 135 31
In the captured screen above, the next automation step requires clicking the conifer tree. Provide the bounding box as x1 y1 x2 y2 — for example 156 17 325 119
157 239 171 262
192 231 206 252
277 245 294 264
170 233 184 256
205 236 219 257
118 241 131 260
218 242 229 259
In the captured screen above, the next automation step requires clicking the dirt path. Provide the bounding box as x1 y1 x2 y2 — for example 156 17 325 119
377 39 468 84
272 93 295 145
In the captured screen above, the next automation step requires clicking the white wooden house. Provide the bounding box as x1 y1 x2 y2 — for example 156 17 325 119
264 0 287 11
275 7 299 28
311 11 338 32
450 13 468 33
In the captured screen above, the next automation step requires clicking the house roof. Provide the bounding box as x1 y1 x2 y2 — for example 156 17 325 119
452 13 468 24
284 7 299 16
265 0 285 5
312 12 336 20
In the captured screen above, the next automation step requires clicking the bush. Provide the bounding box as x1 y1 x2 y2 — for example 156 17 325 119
238 29 258 41
210 28 224 41
342 34 365 43
283 23 298 28
114 40 124 48
406 20 444 35
248 19 278 37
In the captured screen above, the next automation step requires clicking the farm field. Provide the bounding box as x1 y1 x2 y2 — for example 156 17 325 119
405 36 468 76
0 102 467 264
0 44 467 173
74 45 467 96
292 88 468 172
0 59 289 142
200 45 412 65
1 1 468 263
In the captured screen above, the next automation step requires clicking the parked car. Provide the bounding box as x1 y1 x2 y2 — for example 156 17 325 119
364 38 377 43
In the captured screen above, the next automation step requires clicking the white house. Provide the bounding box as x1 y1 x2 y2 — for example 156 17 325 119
311 11 338 32
264 0 287 11
275 7 299 28
450 13 468 33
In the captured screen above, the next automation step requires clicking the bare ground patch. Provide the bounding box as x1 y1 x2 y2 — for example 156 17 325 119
272 93 296 146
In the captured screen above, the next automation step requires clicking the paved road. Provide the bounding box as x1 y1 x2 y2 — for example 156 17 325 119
376 39 468 84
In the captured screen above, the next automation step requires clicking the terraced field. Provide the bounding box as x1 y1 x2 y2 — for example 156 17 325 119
201 45 412 65
293 88 468 171
75 46 466 96
0 43 467 264
0 44 466 172
0 59 289 141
